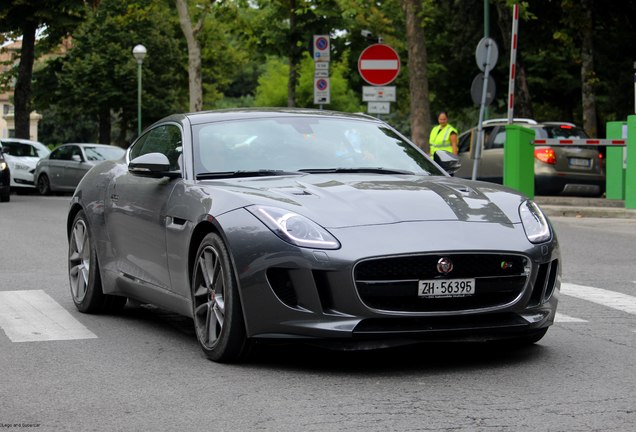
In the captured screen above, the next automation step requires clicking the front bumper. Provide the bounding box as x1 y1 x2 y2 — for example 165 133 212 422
219 210 560 343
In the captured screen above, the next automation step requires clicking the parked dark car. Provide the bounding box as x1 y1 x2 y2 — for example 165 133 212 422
67 109 560 363
455 119 605 196
0 144 10 202
34 143 125 195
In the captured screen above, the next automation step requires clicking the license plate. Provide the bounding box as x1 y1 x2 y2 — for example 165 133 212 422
418 279 475 298
569 157 591 167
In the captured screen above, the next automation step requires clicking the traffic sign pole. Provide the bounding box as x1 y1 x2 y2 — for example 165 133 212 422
472 37 498 181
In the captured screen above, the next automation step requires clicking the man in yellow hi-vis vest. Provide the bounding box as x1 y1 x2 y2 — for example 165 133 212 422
429 111 458 157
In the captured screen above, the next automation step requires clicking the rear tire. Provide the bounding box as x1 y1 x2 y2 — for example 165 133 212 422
37 174 51 196
191 232 250 363
68 210 126 313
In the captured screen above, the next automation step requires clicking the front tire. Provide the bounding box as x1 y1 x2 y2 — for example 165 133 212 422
192 233 249 363
37 174 51 195
68 210 126 313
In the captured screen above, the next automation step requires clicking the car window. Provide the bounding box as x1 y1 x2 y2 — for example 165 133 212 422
50 146 76 161
541 125 588 139
193 117 442 175
129 125 182 171
458 130 472 154
84 146 125 161
487 127 506 149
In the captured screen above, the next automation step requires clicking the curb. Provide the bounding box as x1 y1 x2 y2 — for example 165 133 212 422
539 205 636 219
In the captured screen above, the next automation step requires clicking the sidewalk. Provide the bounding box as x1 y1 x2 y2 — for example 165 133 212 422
534 196 636 219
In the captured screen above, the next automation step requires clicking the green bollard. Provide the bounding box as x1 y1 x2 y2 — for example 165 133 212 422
504 124 535 199
626 115 636 209
605 121 626 200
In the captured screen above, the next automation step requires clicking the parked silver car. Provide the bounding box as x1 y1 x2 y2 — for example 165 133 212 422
455 119 605 196
34 143 125 195
0 138 50 193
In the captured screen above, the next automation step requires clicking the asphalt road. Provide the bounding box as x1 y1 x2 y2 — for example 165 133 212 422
0 194 635 432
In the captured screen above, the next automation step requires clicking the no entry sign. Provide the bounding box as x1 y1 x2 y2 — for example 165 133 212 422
358 44 400 86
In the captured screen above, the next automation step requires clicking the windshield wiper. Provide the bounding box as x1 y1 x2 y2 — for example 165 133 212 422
297 167 416 175
197 169 301 180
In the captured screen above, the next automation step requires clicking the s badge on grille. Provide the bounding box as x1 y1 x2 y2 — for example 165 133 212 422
436 257 453 274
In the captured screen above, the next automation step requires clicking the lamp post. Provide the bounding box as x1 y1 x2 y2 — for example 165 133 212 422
132 44 147 136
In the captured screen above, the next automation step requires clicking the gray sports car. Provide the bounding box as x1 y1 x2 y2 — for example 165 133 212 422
67 109 560 363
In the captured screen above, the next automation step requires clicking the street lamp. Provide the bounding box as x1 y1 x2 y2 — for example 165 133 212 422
132 44 147 136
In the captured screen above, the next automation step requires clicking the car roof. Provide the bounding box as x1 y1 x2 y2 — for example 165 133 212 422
1 138 46 147
480 118 581 128
155 108 380 127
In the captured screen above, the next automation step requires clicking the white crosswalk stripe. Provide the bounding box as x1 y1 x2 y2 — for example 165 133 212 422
554 312 588 323
560 283 636 315
0 290 97 342
1 283 635 342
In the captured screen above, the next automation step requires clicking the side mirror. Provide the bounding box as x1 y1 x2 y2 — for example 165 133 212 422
72 154 83 162
434 150 461 176
129 152 180 179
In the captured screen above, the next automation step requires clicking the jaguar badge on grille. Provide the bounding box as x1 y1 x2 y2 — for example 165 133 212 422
436 257 454 274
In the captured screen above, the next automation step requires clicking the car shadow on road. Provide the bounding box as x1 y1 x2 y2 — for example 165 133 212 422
117 301 550 373
243 340 549 374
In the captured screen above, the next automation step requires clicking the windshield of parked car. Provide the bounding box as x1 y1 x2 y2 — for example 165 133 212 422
541 125 588 139
193 116 442 177
84 146 125 161
1 141 50 158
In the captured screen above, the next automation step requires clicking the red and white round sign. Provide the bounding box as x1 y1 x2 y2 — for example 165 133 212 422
358 44 401 86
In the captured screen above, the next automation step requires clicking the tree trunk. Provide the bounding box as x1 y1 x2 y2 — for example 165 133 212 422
287 0 298 108
175 0 204 112
495 1 533 119
98 106 111 144
402 0 431 152
14 21 38 139
580 0 597 136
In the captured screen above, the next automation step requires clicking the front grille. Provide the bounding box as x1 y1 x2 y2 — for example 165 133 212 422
354 253 529 312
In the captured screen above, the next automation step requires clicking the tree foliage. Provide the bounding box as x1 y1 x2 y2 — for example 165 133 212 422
0 0 89 139
31 0 186 146
4 0 636 144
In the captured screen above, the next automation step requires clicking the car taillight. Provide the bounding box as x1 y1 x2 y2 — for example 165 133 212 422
535 148 556 165
598 152 603 160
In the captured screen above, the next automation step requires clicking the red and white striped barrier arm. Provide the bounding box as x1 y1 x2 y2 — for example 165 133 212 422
533 139 626 146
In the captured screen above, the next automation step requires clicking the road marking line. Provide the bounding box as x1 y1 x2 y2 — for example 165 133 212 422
555 312 587 323
0 290 97 342
561 283 636 315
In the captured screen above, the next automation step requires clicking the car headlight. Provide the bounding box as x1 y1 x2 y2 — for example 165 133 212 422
519 200 551 243
247 205 340 250
0 162 6 171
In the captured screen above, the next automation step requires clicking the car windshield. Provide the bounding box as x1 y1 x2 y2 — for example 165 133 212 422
192 117 441 177
84 146 125 161
542 125 588 139
1 141 50 158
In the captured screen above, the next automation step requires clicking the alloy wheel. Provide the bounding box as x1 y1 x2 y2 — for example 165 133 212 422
193 245 226 349
68 219 90 302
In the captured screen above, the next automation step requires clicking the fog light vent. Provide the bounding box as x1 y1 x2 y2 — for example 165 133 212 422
266 268 298 307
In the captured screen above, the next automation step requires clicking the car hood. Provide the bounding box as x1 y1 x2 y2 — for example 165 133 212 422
204 174 525 228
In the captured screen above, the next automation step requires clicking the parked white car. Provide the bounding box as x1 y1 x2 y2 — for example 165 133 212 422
0 138 51 193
